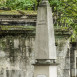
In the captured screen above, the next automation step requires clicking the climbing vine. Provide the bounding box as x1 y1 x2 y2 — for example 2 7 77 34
49 0 77 41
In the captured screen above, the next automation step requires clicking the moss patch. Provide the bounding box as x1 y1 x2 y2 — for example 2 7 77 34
0 10 37 15
0 26 35 30
0 10 20 15
21 10 37 15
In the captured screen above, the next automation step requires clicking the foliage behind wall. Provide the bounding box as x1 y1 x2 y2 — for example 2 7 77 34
0 0 77 41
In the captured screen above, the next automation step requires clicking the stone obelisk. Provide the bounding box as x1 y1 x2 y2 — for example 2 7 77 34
34 0 57 77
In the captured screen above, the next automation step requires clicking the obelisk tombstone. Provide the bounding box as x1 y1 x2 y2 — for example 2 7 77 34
34 0 57 77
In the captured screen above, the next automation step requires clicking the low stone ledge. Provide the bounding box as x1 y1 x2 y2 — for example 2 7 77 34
33 59 59 66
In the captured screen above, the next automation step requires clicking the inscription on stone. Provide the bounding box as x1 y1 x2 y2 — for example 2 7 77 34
37 75 46 77
38 20 46 25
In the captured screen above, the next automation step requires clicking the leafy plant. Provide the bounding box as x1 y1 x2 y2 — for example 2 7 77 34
0 0 77 41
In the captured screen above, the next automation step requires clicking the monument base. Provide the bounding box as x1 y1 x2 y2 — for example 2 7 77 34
33 59 58 77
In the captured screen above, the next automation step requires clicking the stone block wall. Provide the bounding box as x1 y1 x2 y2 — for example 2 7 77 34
56 38 70 77
0 34 74 77
0 35 35 77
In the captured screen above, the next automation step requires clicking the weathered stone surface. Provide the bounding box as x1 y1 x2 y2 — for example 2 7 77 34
0 35 35 77
56 38 70 77
0 4 74 77
35 0 56 59
0 31 73 77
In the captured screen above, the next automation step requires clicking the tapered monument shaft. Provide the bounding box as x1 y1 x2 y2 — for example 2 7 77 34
34 0 57 77
35 0 56 59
